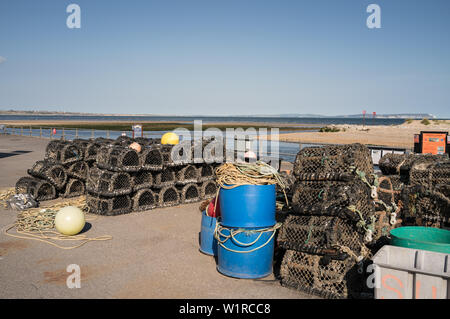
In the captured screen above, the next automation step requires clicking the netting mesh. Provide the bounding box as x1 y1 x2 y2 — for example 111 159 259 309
61 178 85 198
96 146 141 172
200 180 218 199
27 160 67 189
139 146 163 171
157 186 180 207
131 171 153 191
45 140 82 164
132 188 158 211
175 165 199 184
401 185 450 228
293 144 373 177
15 176 57 201
65 160 89 181
409 160 450 189
378 153 449 178
86 166 133 196
280 250 371 299
178 183 201 203
291 179 375 222
197 164 215 182
376 175 403 207
277 215 366 259
86 193 132 216
153 168 176 188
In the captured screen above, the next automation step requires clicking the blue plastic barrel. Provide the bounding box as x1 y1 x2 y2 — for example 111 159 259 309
199 210 218 256
219 184 276 228
215 224 278 279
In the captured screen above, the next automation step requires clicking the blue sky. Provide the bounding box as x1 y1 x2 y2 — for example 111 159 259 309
0 0 449 116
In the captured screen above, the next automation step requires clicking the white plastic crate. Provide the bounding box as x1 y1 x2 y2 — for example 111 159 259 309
372 245 449 299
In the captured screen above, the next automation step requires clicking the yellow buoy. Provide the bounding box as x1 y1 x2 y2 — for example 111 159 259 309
161 132 179 145
55 206 85 236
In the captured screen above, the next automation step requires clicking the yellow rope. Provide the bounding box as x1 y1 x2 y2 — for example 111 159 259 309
215 161 288 205
2 195 112 249
0 187 16 208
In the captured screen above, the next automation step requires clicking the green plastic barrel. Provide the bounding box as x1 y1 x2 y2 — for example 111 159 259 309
390 226 450 254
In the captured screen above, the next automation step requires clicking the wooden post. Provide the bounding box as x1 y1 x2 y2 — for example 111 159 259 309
75 128 78 138
62 128 65 140
40 127 42 138
91 129 94 138
107 130 110 138
29 126 32 136
20 126 23 136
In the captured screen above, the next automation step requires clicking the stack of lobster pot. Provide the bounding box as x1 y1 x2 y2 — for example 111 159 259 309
15 140 88 201
278 143 402 299
378 153 450 228
214 177 281 279
85 136 220 216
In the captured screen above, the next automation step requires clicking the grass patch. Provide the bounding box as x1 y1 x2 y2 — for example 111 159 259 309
421 118 430 125
405 118 413 124
319 126 340 133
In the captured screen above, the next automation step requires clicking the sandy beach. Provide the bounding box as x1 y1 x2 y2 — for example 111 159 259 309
276 120 450 148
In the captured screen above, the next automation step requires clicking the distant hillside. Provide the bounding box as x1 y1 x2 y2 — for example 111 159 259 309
0 109 438 119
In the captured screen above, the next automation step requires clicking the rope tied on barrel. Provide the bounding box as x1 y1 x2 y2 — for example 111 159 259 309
215 161 289 205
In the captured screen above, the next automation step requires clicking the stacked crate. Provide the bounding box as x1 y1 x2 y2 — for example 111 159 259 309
278 144 401 299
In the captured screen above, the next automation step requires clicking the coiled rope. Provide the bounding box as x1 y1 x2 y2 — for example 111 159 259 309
215 161 289 204
2 195 113 249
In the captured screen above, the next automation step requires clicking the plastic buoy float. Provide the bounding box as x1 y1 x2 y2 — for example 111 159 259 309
161 132 179 145
55 206 85 236
129 142 142 153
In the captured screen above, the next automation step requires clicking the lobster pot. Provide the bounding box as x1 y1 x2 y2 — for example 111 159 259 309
291 179 375 222
176 165 199 185
153 168 176 188
61 179 85 198
114 135 134 147
132 189 158 211
131 171 153 191
86 166 133 196
86 193 132 216
96 146 141 172
200 180 218 199
200 210 218 256
65 161 89 181
219 184 276 228
277 215 367 259
409 161 450 189
45 140 82 164
280 250 370 299
134 137 160 147
377 175 403 207
378 153 449 178
15 176 57 201
291 180 347 211
72 139 89 158
27 160 67 189
197 164 215 182
293 144 373 177
139 147 163 171
402 185 450 228
160 142 192 167
215 224 277 279
94 137 114 145
200 139 226 164
371 210 403 249
84 141 103 162
156 186 180 207
178 183 201 204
